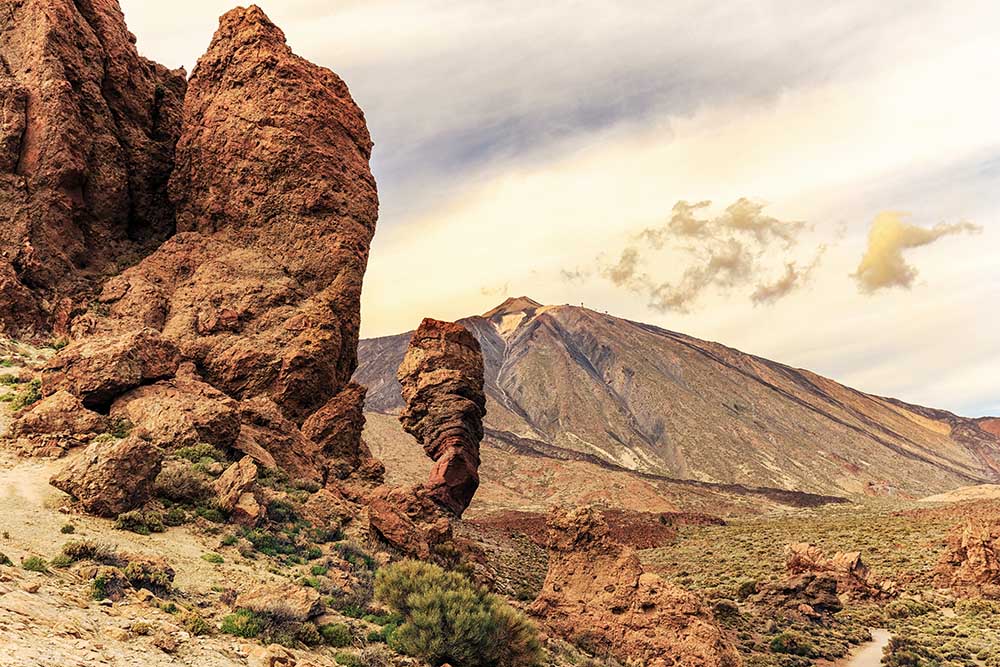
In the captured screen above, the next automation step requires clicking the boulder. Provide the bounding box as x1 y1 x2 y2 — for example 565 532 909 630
938 519 1000 595
6 390 108 456
396 319 486 516
529 506 741 667
235 584 322 622
110 362 240 450
0 0 185 339
50 435 163 516
784 542 891 600
214 456 258 512
368 485 454 560
238 398 322 486
41 329 180 410
301 382 383 484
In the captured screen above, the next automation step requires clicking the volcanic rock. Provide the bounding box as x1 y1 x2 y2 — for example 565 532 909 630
214 456 259 513
50 435 164 516
110 362 240 450
0 0 186 339
397 318 486 516
238 398 322 486
6 390 108 456
235 584 322 622
87 4 378 422
938 518 1000 595
784 542 891 600
302 382 384 484
368 485 454 560
41 329 180 411
529 506 741 667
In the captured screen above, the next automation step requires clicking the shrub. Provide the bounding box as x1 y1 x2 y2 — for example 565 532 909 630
201 552 224 564
163 507 189 527
108 417 133 439
221 609 265 638
770 631 817 657
320 623 353 647
0 552 13 566
90 567 130 600
60 524 76 534
885 598 935 619
154 465 214 504
883 637 943 667
375 560 543 667
115 510 165 535
123 559 174 594
180 610 212 636
21 556 48 573
175 443 227 464
11 379 41 410
61 540 120 565
336 542 375 571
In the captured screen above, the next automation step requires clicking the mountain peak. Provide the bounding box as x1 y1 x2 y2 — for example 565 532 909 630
482 296 544 319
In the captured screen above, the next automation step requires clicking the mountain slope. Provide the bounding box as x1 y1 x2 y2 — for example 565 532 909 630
356 298 1000 498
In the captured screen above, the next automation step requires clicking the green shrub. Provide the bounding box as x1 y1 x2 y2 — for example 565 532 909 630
201 552 224 564
115 510 165 535
221 609 265 638
337 542 375 571
50 554 73 568
11 379 41 410
123 559 174 594
885 598 935 619
108 417 133 439
21 556 48 573
375 560 543 667
90 567 130 600
175 443 227 464
163 507 189 527
154 465 214 504
60 523 76 534
0 552 13 566
320 623 353 647
61 540 120 565
180 610 212 636
883 637 943 667
770 631 817 657
0 373 20 384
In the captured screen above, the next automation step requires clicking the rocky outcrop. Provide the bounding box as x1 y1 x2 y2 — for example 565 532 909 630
529 506 741 667
238 398 322 486
938 519 1000 596
397 318 486 516
784 543 894 599
41 329 180 411
214 456 258 513
6 390 108 456
302 382 384 484
0 0 186 339
83 5 378 423
50 435 163 516
110 362 240 450
368 485 455 560
235 584 322 623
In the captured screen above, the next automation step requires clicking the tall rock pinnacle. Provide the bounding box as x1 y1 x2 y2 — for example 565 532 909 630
0 0 186 338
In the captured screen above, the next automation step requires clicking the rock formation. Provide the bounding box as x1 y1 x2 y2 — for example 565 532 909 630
529 506 742 667
938 519 1000 596
6 390 108 457
396 318 486 516
50 435 163 516
368 319 486 558
0 0 186 338
784 542 893 599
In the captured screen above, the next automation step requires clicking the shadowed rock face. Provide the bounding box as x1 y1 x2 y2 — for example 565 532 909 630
0 0 186 338
938 519 1000 596
398 318 486 516
85 4 379 423
530 506 742 667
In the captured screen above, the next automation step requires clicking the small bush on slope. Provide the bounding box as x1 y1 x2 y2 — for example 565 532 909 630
375 560 543 667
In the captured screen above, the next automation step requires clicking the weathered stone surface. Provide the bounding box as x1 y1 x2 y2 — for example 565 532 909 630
0 0 186 339
301 382 383 484
938 519 1000 595
50 435 163 516
301 488 356 530
235 584 321 622
41 329 180 410
214 456 258 513
238 398 322 486
368 485 454 560
89 5 378 422
110 362 240 450
6 390 108 455
529 506 741 667
784 542 893 601
397 319 485 516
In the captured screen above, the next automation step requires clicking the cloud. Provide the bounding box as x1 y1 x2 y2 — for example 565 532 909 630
592 199 821 312
852 212 982 293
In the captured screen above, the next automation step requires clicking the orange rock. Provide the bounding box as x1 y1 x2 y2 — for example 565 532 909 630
529 506 741 667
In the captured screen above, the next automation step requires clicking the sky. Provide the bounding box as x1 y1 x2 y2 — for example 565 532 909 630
119 1 1000 417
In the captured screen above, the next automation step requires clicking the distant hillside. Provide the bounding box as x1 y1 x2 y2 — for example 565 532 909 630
356 297 1000 499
